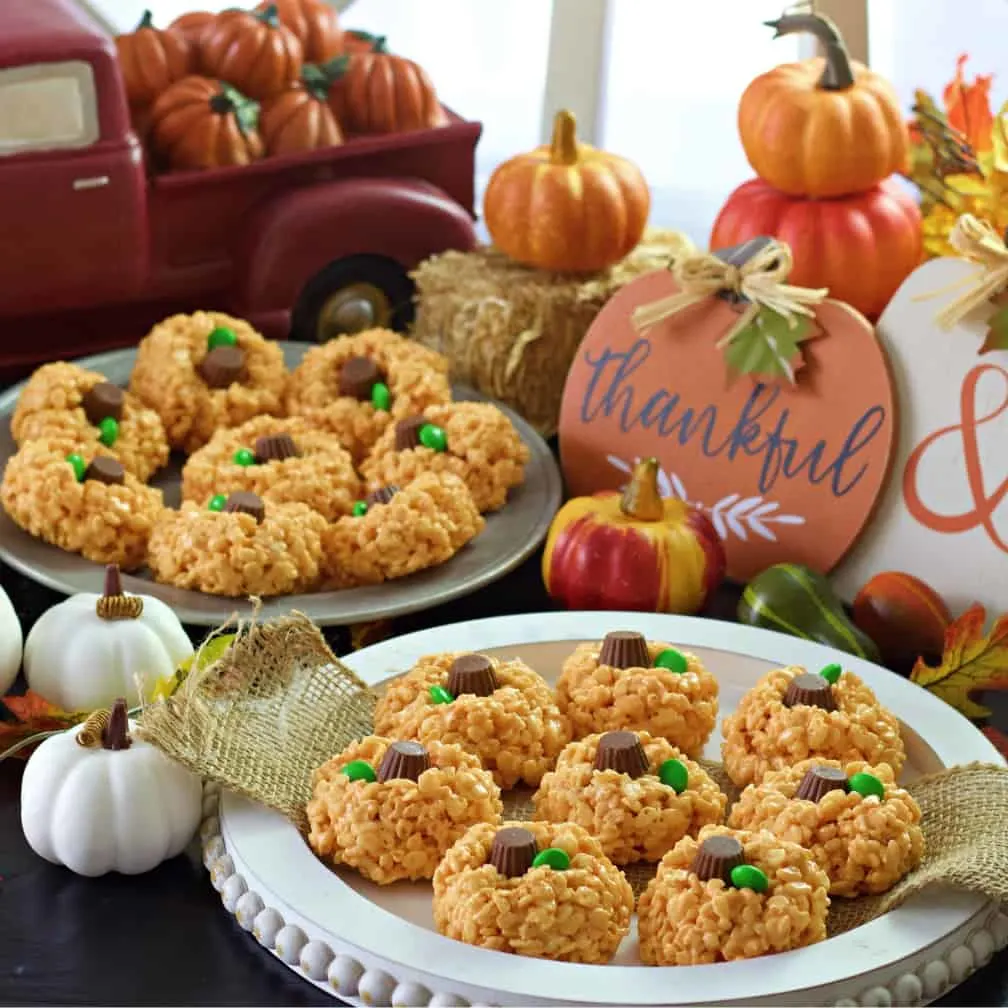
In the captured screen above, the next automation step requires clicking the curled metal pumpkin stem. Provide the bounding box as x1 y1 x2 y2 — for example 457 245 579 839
620 458 665 522
76 709 111 749
96 564 143 620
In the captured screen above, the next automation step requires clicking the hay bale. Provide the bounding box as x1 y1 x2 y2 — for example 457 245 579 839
409 230 690 437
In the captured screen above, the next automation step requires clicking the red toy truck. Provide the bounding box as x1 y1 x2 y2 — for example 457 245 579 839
0 0 481 378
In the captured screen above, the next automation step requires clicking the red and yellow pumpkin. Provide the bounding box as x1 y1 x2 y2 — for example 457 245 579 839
116 10 192 107
263 0 343 63
739 11 909 198
150 76 264 172
483 109 650 274
200 4 303 101
260 67 344 156
710 177 922 320
543 457 726 615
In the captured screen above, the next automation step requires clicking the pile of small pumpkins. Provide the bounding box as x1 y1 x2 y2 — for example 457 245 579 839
115 0 447 172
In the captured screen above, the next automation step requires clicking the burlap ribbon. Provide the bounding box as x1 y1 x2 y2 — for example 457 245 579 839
631 238 829 350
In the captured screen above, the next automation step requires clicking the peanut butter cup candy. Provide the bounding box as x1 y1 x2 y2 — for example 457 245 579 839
446 653 498 698
84 456 126 486
689 834 744 882
794 764 849 802
253 433 300 463
783 672 837 711
365 485 400 506
198 345 247 389
376 740 431 783
82 382 124 425
394 415 428 451
489 826 538 878
599 630 650 670
592 730 649 778
223 490 265 523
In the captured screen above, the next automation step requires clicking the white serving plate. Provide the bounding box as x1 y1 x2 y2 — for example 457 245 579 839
201 612 1008 1007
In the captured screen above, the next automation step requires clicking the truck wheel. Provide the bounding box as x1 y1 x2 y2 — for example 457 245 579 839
290 255 416 343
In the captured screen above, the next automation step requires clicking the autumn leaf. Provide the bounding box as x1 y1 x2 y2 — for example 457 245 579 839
723 307 818 385
981 304 1008 355
943 54 994 155
911 604 1008 719
0 692 87 760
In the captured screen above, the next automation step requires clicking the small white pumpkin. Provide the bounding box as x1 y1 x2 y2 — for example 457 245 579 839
20 698 202 876
24 565 193 711
0 582 23 695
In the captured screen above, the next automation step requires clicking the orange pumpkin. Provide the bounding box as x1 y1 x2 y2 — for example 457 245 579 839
263 0 343 63
260 67 344 156
167 10 216 49
710 177 922 320
483 109 650 274
115 10 191 107
324 35 444 134
739 11 909 198
201 4 303 101
150 76 264 172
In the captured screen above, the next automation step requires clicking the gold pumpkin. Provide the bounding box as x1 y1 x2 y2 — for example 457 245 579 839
483 109 650 273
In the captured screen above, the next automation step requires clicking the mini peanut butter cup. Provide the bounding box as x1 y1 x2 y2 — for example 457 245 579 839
223 490 265 523
446 654 498 697
254 433 299 463
82 382 124 425
489 827 538 878
365 485 400 506
593 731 649 778
783 672 837 711
198 345 247 389
599 631 650 670
84 456 125 486
394 415 428 451
690 835 745 882
338 356 384 400
795 765 849 802
376 741 430 783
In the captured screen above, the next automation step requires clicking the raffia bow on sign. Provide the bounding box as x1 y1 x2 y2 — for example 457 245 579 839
632 237 830 384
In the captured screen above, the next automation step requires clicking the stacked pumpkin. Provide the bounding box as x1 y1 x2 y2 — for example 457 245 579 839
114 1 446 172
710 11 923 320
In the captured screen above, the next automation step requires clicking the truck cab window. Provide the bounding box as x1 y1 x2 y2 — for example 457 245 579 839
0 61 99 157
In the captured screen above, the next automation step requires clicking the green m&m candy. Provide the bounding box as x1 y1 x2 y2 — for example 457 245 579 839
352 500 368 517
658 757 689 794
233 448 256 467
370 382 391 411
340 760 377 783
418 423 447 453
208 494 227 512
97 417 119 447
654 648 688 674
848 771 885 800
531 847 570 871
820 663 843 685
207 326 237 350
428 684 454 705
66 453 87 482
730 863 769 893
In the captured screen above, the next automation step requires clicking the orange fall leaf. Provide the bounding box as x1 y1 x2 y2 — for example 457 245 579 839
943 53 995 154
0 692 85 760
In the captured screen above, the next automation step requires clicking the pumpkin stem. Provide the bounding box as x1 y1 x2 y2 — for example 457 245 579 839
316 55 351 84
550 109 580 166
210 84 260 136
101 699 132 751
256 3 281 26
620 458 665 522
96 563 143 621
764 12 855 91
347 29 388 53
301 63 333 101
137 9 155 30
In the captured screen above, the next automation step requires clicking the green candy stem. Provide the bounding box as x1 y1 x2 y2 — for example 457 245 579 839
66 453 86 482
730 863 769 893
207 326 237 350
820 663 843 685
352 501 369 517
418 423 448 453
371 382 391 412
654 648 688 674
208 494 227 512
657 758 689 793
340 759 377 783
233 448 256 467
428 684 454 705
848 771 885 800
531 847 570 871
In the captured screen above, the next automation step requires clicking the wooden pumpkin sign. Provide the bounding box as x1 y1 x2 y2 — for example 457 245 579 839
835 216 1008 613
557 237 897 580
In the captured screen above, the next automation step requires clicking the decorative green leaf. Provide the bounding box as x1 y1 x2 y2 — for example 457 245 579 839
723 306 817 385
981 304 1008 354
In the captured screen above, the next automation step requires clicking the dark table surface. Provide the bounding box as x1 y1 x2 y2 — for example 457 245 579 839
0 554 1005 1006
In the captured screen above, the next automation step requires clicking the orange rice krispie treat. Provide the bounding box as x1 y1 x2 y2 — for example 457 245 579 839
129 311 287 454
180 415 359 521
320 472 484 589
728 758 923 897
721 663 906 788
374 652 571 789
555 631 719 757
307 736 502 884
147 491 326 596
1 441 162 570
433 820 634 963
360 401 529 513
12 362 170 482
284 329 451 461
533 730 726 865
637 825 830 965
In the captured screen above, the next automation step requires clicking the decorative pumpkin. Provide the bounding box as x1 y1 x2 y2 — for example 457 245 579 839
323 35 444 135
0 584 23 696
710 177 922 320
168 10 216 57
115 9 192 108
263 0 343 64
20 698 201 877
738 10 909 198
542 457 725 614
150 76 264 171
200 4 303 101
483 109 650 274
852 571 952 673
260 66 344 156
738 563 882 663
23 565 194 712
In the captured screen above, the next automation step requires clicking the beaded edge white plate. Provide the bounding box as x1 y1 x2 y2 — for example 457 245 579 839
202 612 1008 1007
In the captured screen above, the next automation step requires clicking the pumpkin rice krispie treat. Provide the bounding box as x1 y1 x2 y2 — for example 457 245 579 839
12 362 170 482
533 730 726 865
307 736 502 884
637 825 830 965
129 311 287 453
1 441 163 570
555 631 719 757
374 651 571 789
728 758 923 897
721 663 906 788
147 490 326 596
433 820 634 963
360 401 529 513
284 328 452 461
320 472 484 589
181 415 359 521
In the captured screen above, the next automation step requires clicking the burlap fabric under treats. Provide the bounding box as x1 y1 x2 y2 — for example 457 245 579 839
140 614 1008 935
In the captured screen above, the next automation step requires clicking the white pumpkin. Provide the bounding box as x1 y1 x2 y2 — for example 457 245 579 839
24 565 193 711
20 699 202 877
0 583 23 695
